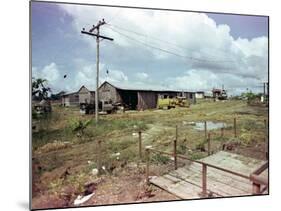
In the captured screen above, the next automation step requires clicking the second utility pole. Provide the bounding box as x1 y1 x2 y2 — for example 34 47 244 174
81 19 114 123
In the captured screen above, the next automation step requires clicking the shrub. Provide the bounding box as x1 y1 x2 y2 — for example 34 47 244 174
152 153 170 164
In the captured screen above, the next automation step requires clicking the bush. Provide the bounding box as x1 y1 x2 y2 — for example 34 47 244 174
177 144 187 154
152 153 170 164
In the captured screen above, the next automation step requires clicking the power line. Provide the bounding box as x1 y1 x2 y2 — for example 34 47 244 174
108 27 235 63
106 24 235 63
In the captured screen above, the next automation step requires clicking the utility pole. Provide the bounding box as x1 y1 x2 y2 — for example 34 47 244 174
81 19 114 123
263 82 266 98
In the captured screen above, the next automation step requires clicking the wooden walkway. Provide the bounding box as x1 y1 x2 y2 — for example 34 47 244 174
150 151 268 199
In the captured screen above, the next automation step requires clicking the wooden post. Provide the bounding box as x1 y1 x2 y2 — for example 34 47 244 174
145 148 150 185
204 121 207 140
252 182 261 194
221 124 224 137
174 139 177 170
202 163 207 197
97 140 101 175
176 125 178 142
234 118 237 138
207 133 211 156
264 119 268 160
138 131 142 160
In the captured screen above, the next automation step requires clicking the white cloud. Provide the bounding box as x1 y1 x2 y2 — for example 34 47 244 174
73 63 128 91
136 72 149 80
165 69 262 95
33 63 59 82
58 5 268 94
32 62 62 92
106 69 128 82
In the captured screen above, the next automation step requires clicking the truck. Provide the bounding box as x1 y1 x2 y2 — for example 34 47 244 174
80 100 118 115
212 88 228 100
157 95 189 109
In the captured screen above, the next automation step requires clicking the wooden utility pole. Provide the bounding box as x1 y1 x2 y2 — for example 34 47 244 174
81 19 114 123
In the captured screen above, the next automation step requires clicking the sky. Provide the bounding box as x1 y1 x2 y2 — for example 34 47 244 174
31 2 269 95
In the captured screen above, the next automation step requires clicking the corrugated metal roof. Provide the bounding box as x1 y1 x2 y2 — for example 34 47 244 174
63 81 196 96
100 81 196 93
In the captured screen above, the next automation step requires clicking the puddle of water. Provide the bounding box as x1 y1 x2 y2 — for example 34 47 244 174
193 121 226 131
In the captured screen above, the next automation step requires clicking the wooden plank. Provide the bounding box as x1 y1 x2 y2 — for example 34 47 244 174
199 151 266 175
170 168 248 196
150 174 202 199
149 151 268 199
177 165 252 195
182 163 253 191
183 160 251 187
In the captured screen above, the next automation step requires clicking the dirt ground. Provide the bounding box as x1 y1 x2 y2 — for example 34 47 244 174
31 99 268 209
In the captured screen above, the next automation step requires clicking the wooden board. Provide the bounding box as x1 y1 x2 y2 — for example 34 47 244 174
150 151 268 199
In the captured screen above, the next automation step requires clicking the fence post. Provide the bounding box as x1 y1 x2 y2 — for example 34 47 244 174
97 140 102 175
174 139 178 170
207 133 211 156
264 119 268 160
221 124 224 137
145 148 150 185
204 121 207 140
202 163 207 197
138 131 142 160
252 182 261 194
234 117 237 138
176 125 178 141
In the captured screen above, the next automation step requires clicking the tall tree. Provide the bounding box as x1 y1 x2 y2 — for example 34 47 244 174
32 78 51 100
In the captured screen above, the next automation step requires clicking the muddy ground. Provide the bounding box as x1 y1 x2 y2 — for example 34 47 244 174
31 99 268 209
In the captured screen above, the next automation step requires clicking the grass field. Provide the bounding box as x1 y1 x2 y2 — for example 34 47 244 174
32 99 268 209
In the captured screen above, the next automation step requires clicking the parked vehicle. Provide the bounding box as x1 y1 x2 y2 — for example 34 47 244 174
157 95 189 109
80 100 118 114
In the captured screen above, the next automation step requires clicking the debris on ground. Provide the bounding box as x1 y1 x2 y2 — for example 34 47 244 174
74 193 95 206
222 139 241 151
36 141 71 154
92 168 98 176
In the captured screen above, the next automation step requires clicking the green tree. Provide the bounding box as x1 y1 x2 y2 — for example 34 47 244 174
32 78 51 100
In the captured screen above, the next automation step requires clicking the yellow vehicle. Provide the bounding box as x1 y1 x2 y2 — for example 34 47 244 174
157 95 189 109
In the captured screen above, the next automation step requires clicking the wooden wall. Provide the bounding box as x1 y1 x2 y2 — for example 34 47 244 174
62 93 79 106
137 91 158 110
98 82 121 103
78 86 94 104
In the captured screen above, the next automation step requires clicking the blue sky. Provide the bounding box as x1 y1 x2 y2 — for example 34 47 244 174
31 2 268 95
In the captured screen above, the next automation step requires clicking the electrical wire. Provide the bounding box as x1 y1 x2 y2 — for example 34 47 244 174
108 26 235 64
106 24 236 63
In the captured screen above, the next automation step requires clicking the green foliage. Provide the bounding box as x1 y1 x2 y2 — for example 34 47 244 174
241 92 261 101
32 77 51 100
189 152 206 160
152 153 170 164
195 141 206 151
107 138 134 153
241 119 263 131
239 133 253 146
70 119 92 133
177 144 187 155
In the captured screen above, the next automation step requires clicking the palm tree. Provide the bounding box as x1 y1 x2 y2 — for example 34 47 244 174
32 78 51 100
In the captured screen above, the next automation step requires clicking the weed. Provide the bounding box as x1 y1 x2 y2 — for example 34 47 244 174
177 144 188 155
152 153 170 164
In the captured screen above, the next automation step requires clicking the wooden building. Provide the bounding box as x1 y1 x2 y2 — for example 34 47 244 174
62 85 95 106
62 82 196 110
98 81 196 110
